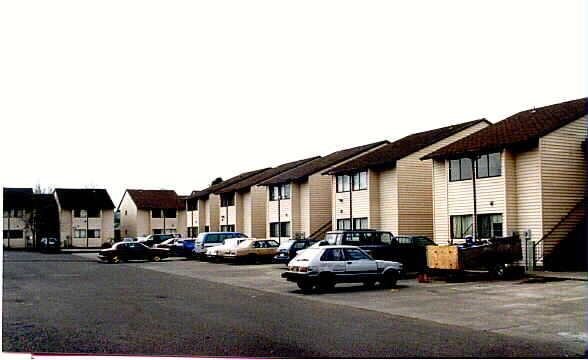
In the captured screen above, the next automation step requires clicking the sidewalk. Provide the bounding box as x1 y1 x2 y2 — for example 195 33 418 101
526 271 587 281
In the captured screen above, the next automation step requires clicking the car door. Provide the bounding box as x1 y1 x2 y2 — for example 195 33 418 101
319 248 347 276
343 248 378 281
128 242 147 260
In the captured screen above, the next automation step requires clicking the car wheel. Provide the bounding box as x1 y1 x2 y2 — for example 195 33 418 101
297 280 314 292
111 256 121 264
152 255 162 262
490 264 506 279
380 271 398 288
317 273 335 292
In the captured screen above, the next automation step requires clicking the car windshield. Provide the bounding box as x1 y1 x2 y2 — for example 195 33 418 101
324 233 339 245
278 240 296 250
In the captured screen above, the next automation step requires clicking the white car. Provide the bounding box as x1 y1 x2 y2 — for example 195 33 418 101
282 245 403 292
205 237 248 261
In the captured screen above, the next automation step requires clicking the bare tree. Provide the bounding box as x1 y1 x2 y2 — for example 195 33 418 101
33 181 54 194
211 177 223 186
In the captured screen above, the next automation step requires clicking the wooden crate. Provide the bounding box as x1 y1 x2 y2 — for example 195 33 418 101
426 245 461 270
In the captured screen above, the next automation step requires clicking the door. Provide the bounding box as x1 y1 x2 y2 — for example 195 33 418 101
319 248 347 274
343 248 377 279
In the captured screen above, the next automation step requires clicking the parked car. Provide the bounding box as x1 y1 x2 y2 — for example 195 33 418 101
274 239 320 263
138 233 181 248
322 230 433 271
122 237 137 242
223 239 280 263
98 242 170 263
173 238 197 258
39 237 60 252
192 232 248 259
282 245 403 292
154 238 184 253
205 237 248 261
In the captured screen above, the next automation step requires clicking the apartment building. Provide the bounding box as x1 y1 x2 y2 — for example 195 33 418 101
185 168 270 236
422 98 587 269
325 120 491 238
54 188 115 247
3 188 35 248
118 189 186 238
259 141 390 241
214 157 320 238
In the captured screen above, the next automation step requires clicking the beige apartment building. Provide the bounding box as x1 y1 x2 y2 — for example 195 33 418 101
54 188 115 248
325 120 491 238
259 141 390 242
118 189 186 238
214 157 320 238
3 188 35 248
422 98 587 269
185 168 271 236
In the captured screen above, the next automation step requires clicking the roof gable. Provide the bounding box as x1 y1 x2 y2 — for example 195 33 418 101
54 188 115 210
189 168 271 199
125 189 182 209
215 156 320 194
422 98 588 160
326 119 490 175
259 140 389 186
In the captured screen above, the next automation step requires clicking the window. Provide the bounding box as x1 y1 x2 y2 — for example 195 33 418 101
87 209 100 218
187 199 199 211
153 229 162 234
451 215 473 239
151 209 162 218
477 214 503 239
269 222 290 237
74 229 87 238
269 184 291 201
337 219 351 230
220 193 234 207
352 171 368 190
476 152 501 178
321 248 345 261
353 217 368 230
3 230 24 238
343 232 361 245
73 209 86 218
381 233 392 245
204 226 210 232
205 234 220 243
343 248 370 260
88 229 101 238
449 158 473 182
10 209 24 218
163 209 176 218
336 175 350 192
188 226 199 237
220 225 235 232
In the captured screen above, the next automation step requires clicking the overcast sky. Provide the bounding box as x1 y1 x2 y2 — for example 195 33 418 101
1 0 586 206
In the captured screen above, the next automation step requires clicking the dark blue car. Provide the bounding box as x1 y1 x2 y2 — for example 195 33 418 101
274 239 319 263
171 238 197 258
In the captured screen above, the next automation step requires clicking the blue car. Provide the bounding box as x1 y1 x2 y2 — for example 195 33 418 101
171 238 197 258
274 239 319 263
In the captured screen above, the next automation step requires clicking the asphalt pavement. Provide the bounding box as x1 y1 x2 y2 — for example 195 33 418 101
3 251 585 357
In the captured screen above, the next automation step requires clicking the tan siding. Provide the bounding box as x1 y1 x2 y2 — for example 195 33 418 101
119 192 138 238
432 160 449 244
368 170 380 229
515 146 543 244
309 173 333 237
241 191 251 236
300 181 311 236
291 183 302 235
249 186 267 238
101 209 115 242
503 150 517 236
540 116 588 255
136 209 150 237
379 168 398 233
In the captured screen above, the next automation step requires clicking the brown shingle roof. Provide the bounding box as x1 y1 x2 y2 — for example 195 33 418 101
422 98 588 160
55 188 115 209
125 189 182 209
188 168 271 199
325 119 490 175
3 188 34 209
259 140 389 186
215 156 320 194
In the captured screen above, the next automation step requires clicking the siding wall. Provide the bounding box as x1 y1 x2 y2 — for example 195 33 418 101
309 173 332 237
242 191 251 236
3 212 32 248
267 194 292 240
300 181 311 236
119 193 138 238
515 146 544 245
249 186 267 238
432 160 449 244
205 194 220 232
291 183 302 236
503 150 517 237
101 209 115 242
379 168 399 233
540 116 588 255
368 170 380 229
136 209 151 237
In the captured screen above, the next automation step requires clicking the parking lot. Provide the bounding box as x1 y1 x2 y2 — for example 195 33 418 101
76 252 587 354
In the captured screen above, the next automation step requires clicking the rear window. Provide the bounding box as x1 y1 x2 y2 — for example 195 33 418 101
205 234 220 243
325 233 341 245
296 248 321 260
279 240 296 250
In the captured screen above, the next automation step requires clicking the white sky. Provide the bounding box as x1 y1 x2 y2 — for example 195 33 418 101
1 0 586 205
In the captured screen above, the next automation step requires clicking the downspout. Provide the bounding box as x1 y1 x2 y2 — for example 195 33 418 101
349 174 353 230
471 155 478 242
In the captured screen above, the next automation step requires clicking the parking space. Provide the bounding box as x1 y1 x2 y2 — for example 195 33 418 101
75 253 587 354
